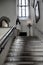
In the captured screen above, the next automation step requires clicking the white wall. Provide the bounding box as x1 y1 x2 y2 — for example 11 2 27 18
33 0 43 39
34 0 43 32
0 0 16 26
38 0 43 32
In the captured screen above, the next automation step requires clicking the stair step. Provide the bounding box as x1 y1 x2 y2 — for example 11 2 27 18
11 45 43 48
4 62 34 65
6 56 43 62
26 49 43 52
12 41 41 46
8 52 21 56
8 51 43 56
4 63 43 65
6 57 20 62
10 48 43 52
8 54 43 57
4 36 43 65
10 46 43 49
16 36 40 40
7 56 43 58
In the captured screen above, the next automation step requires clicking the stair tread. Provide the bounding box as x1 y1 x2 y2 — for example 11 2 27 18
4 62 43 65
8 52 43 56
9 49 43 52
4 61 34 65
4 36 43 65
6 56 43 62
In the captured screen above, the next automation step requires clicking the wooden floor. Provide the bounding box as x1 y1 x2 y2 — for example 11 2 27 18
4 36 43 65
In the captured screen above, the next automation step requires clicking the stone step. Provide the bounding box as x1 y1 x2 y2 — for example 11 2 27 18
4 36 43 65
12 41 41 46
4 61 34 65
8 52 43 57
10 46 43 49
10 48 43 52
6 56 43 62
8 51 43 56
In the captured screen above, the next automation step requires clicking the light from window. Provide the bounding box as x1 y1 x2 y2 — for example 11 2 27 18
22 7 25 16
19 7 21 17
18 0 29 18
19 0 21 5
36 5 39 17
26 7 29 17
26 0 28 5
22 0 25 5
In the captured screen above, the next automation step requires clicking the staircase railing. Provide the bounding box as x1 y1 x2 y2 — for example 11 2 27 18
0 26 16 53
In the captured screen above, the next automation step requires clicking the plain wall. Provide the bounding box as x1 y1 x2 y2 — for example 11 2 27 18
34 0 43 32
33 0 43 40
0 0 16 26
